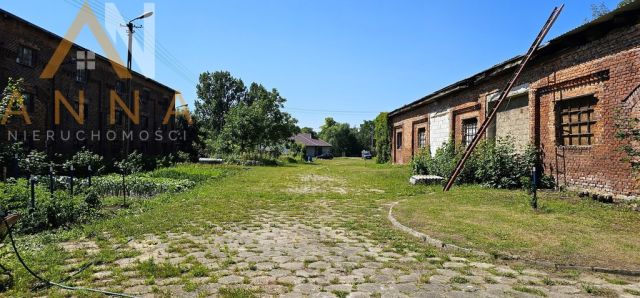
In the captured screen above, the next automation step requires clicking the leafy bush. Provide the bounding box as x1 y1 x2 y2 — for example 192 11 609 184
374 112 390 163
0 180 97 234
19 150 49 176
63 148 104 177
410 138 551 189
157 153 177 168
146 165 225 182
84 189 101 209
92 174 195 197
410 148 432 175
116 151 144 174
176 151 191 163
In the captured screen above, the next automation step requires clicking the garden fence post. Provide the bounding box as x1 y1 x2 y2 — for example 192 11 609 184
30 176 35 212
88 165 92 187
531 166 538 209
49 164 54 197
122 169 126 206
69 165 74 196
13 153 19 178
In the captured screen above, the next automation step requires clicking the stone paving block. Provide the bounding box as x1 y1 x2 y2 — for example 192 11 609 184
218 275 244 285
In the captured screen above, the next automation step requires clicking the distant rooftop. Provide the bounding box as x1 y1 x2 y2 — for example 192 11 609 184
291 133 332 147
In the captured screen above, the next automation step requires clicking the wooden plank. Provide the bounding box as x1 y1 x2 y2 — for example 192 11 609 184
0 214 21 236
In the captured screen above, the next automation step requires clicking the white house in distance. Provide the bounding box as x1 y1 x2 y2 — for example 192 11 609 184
291 133 332 157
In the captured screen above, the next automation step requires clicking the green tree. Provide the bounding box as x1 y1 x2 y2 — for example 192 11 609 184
213 84 298 156
195 71 247 136
300 127 317 138
588 0 634 22
319 117 359 156
618 0 636 8
590 2 610 19
373 112 390 163
215 102 259 154
356 120 375 152
176 113 204 162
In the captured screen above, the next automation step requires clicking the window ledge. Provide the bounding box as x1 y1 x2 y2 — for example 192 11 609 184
557 145 592 150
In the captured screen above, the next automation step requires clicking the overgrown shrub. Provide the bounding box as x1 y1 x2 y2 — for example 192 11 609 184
116 151 145 174
147 166 224 182
176 151 191 163
84 189 101 209
410 138 551 189
0 180 97 234
92 174 195 197
410 148 432 175
374 112 390 163
19 150 49 176
63 148 104 177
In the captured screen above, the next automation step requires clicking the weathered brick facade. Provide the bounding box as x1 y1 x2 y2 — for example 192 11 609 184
389 3 640 197
0 9 177 159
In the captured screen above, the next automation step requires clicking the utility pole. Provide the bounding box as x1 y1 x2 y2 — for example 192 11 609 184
124 11 153 157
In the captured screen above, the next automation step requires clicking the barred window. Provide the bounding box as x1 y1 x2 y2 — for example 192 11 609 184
462 118 477 148
396 131 402 150
417 128 426 148
557 96 597 146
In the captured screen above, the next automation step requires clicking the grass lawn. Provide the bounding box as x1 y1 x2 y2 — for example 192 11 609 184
0 159 437 296
393 185 640 269
0 158 638 296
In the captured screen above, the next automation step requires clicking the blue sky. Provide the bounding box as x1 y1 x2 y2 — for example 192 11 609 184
1 0 621 130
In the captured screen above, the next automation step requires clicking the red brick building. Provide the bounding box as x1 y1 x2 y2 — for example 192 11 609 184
388 3 640 198
0 8 178 160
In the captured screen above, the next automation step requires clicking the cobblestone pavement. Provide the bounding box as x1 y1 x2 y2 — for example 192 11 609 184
62 203 640 298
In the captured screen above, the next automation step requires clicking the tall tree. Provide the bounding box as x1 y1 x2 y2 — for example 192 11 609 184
618 0 636 8
374 112 390 163
214 84 298 156
319 117 359 156
356 120 375 151
300 127 318 138
175 113 204 161
590 2 610 19
195 71 247 136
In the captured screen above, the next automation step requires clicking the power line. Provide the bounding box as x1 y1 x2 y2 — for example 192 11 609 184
283 107 380 114
63 0 198 86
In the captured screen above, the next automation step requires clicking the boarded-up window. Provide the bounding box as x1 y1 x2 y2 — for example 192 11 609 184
557 96 597 146
417 128 426 148
462 118 477 148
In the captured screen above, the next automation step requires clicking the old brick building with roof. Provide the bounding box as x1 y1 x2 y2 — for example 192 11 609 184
0 8 177 159
388 3 640 198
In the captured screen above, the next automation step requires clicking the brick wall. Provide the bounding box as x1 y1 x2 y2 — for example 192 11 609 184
0 10 177 159
388 21 640 197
